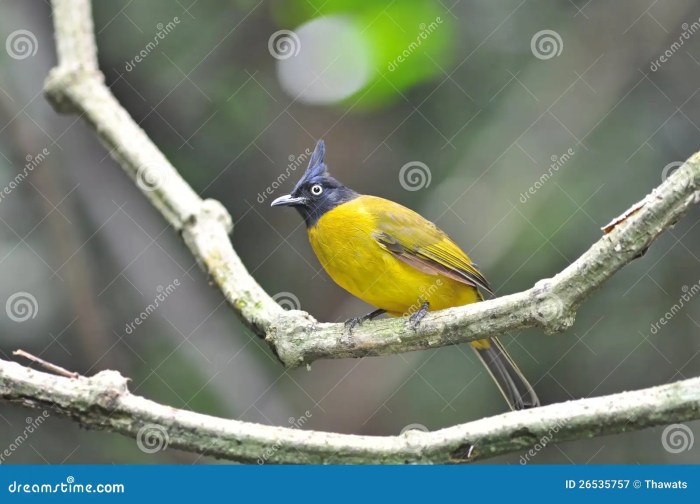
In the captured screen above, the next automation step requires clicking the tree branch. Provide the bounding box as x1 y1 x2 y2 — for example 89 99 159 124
2 358 699 464
42 0 700 369
269 155 700 365
44 0 282 338
9 0 695 464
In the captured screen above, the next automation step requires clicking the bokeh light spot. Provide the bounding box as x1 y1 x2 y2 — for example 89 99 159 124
276 16 372 105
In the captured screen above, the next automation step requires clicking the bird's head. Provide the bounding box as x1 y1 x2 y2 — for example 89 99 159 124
271 140 358 227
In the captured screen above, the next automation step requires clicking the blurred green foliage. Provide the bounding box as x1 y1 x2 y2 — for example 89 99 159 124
272 0 454 107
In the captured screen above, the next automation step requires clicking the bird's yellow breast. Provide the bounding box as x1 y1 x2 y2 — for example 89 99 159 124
307 196 480 315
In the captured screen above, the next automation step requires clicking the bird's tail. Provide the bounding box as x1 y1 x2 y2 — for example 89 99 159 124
471 337 540 410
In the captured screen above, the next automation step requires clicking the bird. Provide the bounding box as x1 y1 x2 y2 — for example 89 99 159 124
271 140 539 410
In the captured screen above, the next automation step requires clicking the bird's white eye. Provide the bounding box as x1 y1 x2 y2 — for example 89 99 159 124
310 184 323 196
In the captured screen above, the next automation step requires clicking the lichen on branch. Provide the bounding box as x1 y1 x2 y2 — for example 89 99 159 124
4 0 696 465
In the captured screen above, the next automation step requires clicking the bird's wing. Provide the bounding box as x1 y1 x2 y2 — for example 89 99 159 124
366 196 493 294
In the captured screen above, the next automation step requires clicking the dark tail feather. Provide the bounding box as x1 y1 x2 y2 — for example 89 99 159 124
472 337 540 410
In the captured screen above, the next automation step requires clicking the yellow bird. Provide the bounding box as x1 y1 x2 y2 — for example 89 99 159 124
272 140 539 410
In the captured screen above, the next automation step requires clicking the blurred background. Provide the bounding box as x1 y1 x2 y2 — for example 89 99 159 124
1 0 700 464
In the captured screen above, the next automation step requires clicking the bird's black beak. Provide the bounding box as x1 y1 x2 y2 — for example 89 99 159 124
271 194 307 207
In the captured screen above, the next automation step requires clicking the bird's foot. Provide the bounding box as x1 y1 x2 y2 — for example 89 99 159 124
344 317 363 333
408 302 430 329
344 309 386 333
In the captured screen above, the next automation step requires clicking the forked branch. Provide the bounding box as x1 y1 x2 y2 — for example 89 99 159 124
41 0 700 368
1 0 696 465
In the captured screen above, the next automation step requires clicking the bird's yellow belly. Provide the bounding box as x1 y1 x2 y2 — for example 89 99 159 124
308 212 480 315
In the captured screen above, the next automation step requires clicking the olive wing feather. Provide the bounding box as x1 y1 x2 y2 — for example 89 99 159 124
368 198 492 295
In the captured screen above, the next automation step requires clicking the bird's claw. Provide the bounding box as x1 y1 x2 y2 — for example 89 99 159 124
408 302 430 329
344 317 363 333
344 309 386 334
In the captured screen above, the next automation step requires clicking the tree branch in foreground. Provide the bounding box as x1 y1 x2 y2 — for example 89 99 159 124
2 358 699 464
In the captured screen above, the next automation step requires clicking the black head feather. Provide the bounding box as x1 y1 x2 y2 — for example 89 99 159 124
271 140 358 227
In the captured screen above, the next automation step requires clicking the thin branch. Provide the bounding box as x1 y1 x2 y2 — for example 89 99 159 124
44 0 282 339
12 349 80 379
2 357 698 464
